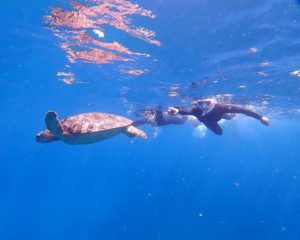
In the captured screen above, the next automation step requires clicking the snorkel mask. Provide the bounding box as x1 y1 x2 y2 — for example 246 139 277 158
137 109 157 124
194 98 216 116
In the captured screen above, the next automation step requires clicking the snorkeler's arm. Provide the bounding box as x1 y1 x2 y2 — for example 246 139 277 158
222 104 270 126
168 107 193 115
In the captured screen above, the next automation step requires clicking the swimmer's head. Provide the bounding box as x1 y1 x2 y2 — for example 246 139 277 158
194 98 215 107
136 109 157 124
137 109 154 117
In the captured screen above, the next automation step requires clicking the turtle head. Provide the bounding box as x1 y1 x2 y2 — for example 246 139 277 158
36 129 60 143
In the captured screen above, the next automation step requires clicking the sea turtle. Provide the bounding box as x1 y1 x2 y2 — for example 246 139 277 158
36 111 147 144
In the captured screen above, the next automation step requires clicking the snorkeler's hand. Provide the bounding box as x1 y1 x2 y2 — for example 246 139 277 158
260 116 270 126
167 107 179 115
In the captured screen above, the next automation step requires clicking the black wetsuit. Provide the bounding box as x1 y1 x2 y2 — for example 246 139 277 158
133 110 187 127
177 104 264 135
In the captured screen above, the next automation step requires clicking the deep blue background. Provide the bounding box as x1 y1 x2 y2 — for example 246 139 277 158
1 0 300 239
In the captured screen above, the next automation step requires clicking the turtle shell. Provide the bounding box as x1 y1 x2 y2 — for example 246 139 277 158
60 113 132 136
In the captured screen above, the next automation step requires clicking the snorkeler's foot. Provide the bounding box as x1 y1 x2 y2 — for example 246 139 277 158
260 116 270 126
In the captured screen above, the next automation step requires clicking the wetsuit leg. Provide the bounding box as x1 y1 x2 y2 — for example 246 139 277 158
202 121 223 135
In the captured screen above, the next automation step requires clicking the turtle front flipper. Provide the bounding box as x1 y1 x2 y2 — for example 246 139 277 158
45 111 63 138
124 125 147 139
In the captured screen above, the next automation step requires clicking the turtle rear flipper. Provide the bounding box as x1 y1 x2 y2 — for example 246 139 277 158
45 111 63 138
124 125 147 139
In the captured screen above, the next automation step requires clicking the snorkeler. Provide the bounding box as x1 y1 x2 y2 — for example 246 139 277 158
133 109 200 127
168 98 270 135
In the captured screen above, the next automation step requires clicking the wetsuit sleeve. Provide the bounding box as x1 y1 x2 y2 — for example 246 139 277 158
223 105 263 120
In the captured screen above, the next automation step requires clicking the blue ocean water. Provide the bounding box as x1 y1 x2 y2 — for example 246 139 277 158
1 0 300 239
